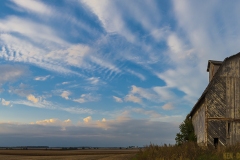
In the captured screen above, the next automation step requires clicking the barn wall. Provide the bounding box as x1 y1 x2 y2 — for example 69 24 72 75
206 74 226 146
191 54 240 147
192 100 206 146
225 57 240 145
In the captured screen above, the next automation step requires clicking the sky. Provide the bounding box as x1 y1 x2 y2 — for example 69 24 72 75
1 0 240 147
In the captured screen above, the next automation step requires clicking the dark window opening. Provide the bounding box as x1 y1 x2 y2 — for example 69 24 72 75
228 123 230 134
214 138 219 148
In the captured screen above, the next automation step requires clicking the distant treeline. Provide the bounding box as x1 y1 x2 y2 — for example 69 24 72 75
0 146 49 149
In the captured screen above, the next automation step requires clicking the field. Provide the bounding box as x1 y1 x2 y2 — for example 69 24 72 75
0 149 138 160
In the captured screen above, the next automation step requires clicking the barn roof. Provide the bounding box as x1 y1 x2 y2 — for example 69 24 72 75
189 52 240 117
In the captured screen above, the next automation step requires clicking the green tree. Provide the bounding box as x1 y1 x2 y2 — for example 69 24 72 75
175 114 197 145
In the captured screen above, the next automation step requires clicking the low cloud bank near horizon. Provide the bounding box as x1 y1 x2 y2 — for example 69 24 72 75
0 119 179 147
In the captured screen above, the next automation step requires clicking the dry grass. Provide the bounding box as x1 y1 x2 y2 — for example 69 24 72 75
0 149 138 160
133 142 240 160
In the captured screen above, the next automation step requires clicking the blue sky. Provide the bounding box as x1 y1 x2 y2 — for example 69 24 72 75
1 0 240 147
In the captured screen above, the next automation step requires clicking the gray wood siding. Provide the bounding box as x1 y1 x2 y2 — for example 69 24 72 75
207 121 226 146
225 57 240 145
206 77 226 118
206 75 226 146
192 100 206 146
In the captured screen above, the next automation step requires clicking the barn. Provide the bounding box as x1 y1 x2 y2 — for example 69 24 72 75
189 52 240 147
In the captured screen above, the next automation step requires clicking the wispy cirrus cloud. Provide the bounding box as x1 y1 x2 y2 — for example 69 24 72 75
61 107 95 115
10 0 53 15
153 0 240 105
87 77 100 85
124 85 176 104
113 96 123 103
125 94 142 104
162 103 174 110
34 75 51 81
126 69 146 81
73 93 100 103
12 99 95 115
0 16 65 44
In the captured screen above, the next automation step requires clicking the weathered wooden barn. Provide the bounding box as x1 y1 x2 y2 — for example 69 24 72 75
190 52 240 147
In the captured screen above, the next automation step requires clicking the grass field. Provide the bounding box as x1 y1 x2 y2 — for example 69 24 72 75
133 142 240 160
0 149 138 160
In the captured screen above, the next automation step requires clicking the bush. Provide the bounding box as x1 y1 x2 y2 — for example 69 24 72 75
175 114 197 145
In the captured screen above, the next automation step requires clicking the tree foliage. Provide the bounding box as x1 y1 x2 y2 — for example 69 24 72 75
175 114 197 145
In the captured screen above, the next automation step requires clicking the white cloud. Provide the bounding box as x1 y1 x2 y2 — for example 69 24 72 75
33 118 72 131
34 118 72 126
73 93 99 103
46 44 90 68
90 56 121 74
87 77 100 85
0 18 87 76
156 0 240 106
152 86 175 101
162 103 174 110
11 0 52 15
81 0 136 43
61 107 95 114
124 94 142 104
83 116 92 123
27 94 38 103
123 85 177 104
124 85 155 104
35 118 58 125
12 99 57 110
0 16 65 44
113 96 123 103
34 75 51 81
131 85 156 100
62 82 70 85
131 108 161 118
61 91 71 100
126 69 146 81
1 98 10 106
12 98 95 115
